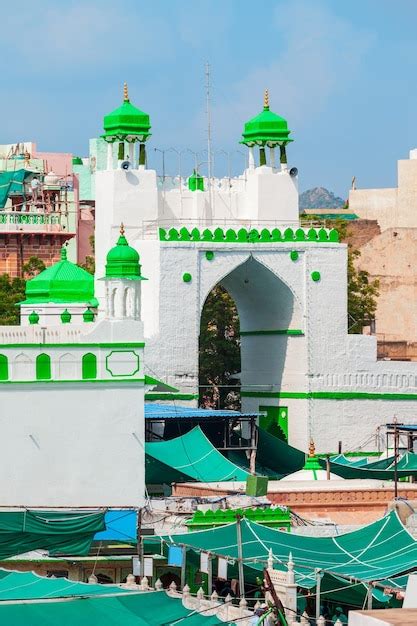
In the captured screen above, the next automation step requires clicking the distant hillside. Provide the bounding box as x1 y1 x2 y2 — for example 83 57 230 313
299 187 345 210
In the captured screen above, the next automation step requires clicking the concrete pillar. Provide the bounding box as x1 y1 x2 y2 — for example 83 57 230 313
106 142 113 170
270 147 276 168
129 142 134 165
248 147 255 169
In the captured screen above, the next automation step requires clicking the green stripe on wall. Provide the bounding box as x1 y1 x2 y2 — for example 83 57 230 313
241 391 417 401
145 393 199 401
0 378 145 385
240 330 304 336
0 342 145 349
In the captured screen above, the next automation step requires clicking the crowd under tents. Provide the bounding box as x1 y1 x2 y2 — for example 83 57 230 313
0 573 224 626
146 510 416 607
0 510 105 559
319 453 417 480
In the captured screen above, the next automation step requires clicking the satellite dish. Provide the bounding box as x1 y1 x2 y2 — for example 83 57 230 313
120 160 131 170
289 167 298 178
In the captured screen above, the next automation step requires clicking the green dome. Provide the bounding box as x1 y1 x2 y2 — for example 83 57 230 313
102 83 151 143
21 248 97 306
105 227 145 280
241 90 292 147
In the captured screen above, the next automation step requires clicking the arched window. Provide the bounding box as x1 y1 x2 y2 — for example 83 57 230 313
36 354 51 380
0 354 8 381
82 353 97 380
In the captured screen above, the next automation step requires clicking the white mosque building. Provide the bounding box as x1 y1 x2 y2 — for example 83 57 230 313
90 85 417 454
0 231 146 508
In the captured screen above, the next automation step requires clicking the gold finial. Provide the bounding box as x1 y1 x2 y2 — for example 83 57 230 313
264 89 269 109
123 82 129 102
120 222 125 236
308 439 316 457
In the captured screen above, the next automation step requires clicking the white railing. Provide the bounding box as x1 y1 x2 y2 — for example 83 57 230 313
0 211 70 232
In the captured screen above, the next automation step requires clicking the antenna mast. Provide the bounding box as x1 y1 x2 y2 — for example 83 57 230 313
205 62 212 211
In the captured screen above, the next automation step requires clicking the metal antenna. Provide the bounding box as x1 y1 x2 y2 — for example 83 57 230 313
205 62 212 212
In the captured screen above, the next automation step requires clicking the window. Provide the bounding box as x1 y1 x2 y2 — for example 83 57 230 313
0 354 8 381
82 353 97 380
36 353 51 380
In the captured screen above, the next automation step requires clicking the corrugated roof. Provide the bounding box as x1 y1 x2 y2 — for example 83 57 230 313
145 403 260 419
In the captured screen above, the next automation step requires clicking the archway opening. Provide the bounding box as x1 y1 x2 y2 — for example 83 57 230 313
199 285 241 411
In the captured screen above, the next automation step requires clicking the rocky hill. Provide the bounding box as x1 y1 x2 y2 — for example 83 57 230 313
299 187 345 210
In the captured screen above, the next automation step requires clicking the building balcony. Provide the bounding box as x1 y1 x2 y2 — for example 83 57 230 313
0 211 74 234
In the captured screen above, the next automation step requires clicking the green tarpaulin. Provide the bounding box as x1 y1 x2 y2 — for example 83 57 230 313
0 510 105 559
319 453 417 480
146 426 249 483
229 428 305 477
147 511 417 588
0 590 224 626
0 169 31 208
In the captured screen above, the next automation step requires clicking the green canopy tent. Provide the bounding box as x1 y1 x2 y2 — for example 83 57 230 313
146 426 249 483
146 511 416 606
228 427 306 478
318 454 417 480
0 510 105 559
0 590 224 626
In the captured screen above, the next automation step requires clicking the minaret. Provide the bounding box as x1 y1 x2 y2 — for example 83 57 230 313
103 224 146 320
102 83 152 170
240 90 293 169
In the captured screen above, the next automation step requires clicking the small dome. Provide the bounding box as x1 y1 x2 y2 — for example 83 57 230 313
105 225 144 280
21 247 97 306
281 440 342 482
241 90 292 147
102 83 151 142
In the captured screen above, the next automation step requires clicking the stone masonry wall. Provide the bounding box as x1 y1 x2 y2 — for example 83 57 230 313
0 234 72 277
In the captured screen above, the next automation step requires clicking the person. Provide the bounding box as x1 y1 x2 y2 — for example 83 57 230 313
250 607 265 626
220 582 235 598
332 606 348 624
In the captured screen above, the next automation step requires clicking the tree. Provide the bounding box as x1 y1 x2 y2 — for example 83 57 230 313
22 256 45 278
0 275 25 325
199 285 241 410
81 235 95 275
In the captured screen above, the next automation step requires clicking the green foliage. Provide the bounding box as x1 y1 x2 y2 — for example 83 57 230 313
0 274 25 325
81 235 95 275
199 285 241 410
22 256 45 278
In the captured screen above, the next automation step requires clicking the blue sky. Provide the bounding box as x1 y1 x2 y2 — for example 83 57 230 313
2 0 417 197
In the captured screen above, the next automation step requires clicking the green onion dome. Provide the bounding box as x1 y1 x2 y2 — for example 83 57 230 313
102 83 151 142
241 90 293 147
21 248 97 306
105 225 145 280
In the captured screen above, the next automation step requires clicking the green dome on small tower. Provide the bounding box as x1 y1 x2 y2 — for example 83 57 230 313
105 225 145 280
241 90 293 147
102 83 151 143
21 247 97 306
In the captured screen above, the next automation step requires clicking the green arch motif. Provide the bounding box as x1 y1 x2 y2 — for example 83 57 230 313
36 354 51 380
179 227 191 241
168 228 179 241
226 229 237 242
0 354 8 380
159 227 167 241
191 227 201 241
260 229 271 242
82 353 97 380
213 227 224 242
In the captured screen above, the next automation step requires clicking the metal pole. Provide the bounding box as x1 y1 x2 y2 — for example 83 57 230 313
326 455 330 481
180 546 187 589
367 583 373 609
236 515 245 598
394 416 399 499
137 508 144 578
207 554 213 595
315 569 322 621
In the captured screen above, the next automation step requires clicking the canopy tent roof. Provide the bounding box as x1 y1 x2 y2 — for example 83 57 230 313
0 510 105 559
144 403 260 420
229 427 305 478
147 511 417 589
0 569 133 600
145 426 249 483
0 589 223 626
319 453 417 480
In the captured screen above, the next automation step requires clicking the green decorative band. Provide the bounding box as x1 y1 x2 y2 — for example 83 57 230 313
0 342 145 349
240 329 304 336
242 391 417 401
145 392 199 401
311 271 321 282
0 378 145 385
182 272 192 283
159 226 339 244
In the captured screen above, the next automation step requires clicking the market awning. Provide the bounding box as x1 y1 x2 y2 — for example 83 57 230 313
0 510 105 559
319 453 417 480
0 590 224 626
0 169 32 208
146 426 249 483
147 510 417 588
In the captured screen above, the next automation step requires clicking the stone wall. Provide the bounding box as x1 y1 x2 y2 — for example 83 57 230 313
0 234 72 277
